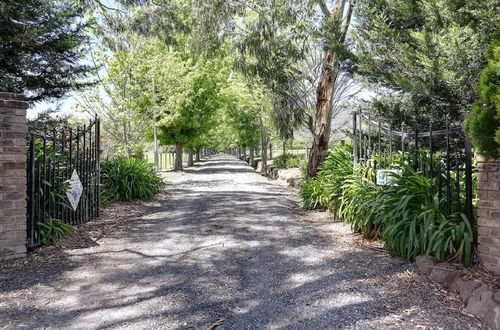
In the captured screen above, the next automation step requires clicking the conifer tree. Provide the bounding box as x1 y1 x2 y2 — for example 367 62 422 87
0 0 92 101
352 0 498 128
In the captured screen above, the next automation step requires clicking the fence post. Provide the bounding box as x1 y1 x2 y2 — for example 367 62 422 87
358 111 362 162
0 93 29 260
367 116 371 158
378 119 381 169
401 122 405 159
429 122 433 182
353 111 358 168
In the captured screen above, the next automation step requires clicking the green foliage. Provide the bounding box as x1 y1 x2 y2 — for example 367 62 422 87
378 169 473 266
37 217 75 246
338 174 381 239
299 159 308 176
299 178 328 211
0 0 92 101
158 55 230 152
273 153 301 169
101 158 163 203
36 179 75 245
223 77 269 152
316 145 355 213
79 38 193 158
287 156 301 168
464 26 500 158
353 0 498 127
299 145 354 212
299 145 474 266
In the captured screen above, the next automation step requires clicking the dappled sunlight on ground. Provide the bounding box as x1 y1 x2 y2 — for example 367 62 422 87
0 155 483 329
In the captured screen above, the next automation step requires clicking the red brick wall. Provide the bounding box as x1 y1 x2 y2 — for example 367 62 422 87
0 92 28 260
476 157 500 275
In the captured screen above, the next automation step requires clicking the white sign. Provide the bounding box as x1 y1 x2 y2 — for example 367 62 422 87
376 169 402 186
66 169 83 211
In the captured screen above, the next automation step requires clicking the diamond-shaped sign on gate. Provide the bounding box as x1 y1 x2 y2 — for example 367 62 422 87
66 169 83 211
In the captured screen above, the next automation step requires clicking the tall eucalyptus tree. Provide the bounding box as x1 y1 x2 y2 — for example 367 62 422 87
307 0 356 177
191 0 356 177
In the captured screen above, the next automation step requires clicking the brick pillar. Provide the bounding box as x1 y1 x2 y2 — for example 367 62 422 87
477 157 500 275
0 92 28 260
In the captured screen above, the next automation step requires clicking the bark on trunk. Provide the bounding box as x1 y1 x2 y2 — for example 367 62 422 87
154 127 159 170
260 113 268 175
195 147 201 162
307 0 350 178
307 50 336 178
188 148 194 167
283 141 286 155
261 142 268 175
174 142 183 171
250 147 255 166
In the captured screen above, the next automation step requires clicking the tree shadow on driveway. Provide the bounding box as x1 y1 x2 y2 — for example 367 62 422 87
0 155 483 329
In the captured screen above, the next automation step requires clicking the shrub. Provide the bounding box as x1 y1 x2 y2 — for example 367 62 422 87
299 178 329 210
298 145 474 266
338 173 381 239
464 26 499 158
299 159 308 175
316 145 354 213
36 179 75 245
377 168 473 266
37 217 75 245
298 145 355 213
274 153 301 168
286 156 301 168
101 158 163 203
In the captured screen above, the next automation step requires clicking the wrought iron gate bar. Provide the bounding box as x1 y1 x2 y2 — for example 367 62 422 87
358 112 462 137
352 111 476 230
25 117 100 248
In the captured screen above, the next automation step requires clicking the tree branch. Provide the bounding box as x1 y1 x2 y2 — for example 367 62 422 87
317 0 330 17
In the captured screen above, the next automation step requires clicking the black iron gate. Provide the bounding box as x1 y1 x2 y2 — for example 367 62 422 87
26 117 100 248
352 111 475 227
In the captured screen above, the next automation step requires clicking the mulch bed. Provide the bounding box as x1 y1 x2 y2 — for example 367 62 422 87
0 193 170 274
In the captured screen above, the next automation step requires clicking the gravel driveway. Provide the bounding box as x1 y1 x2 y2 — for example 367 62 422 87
0 154 483 329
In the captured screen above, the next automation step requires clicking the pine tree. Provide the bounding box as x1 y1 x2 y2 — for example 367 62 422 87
0 0 92 101
352 0 498 128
